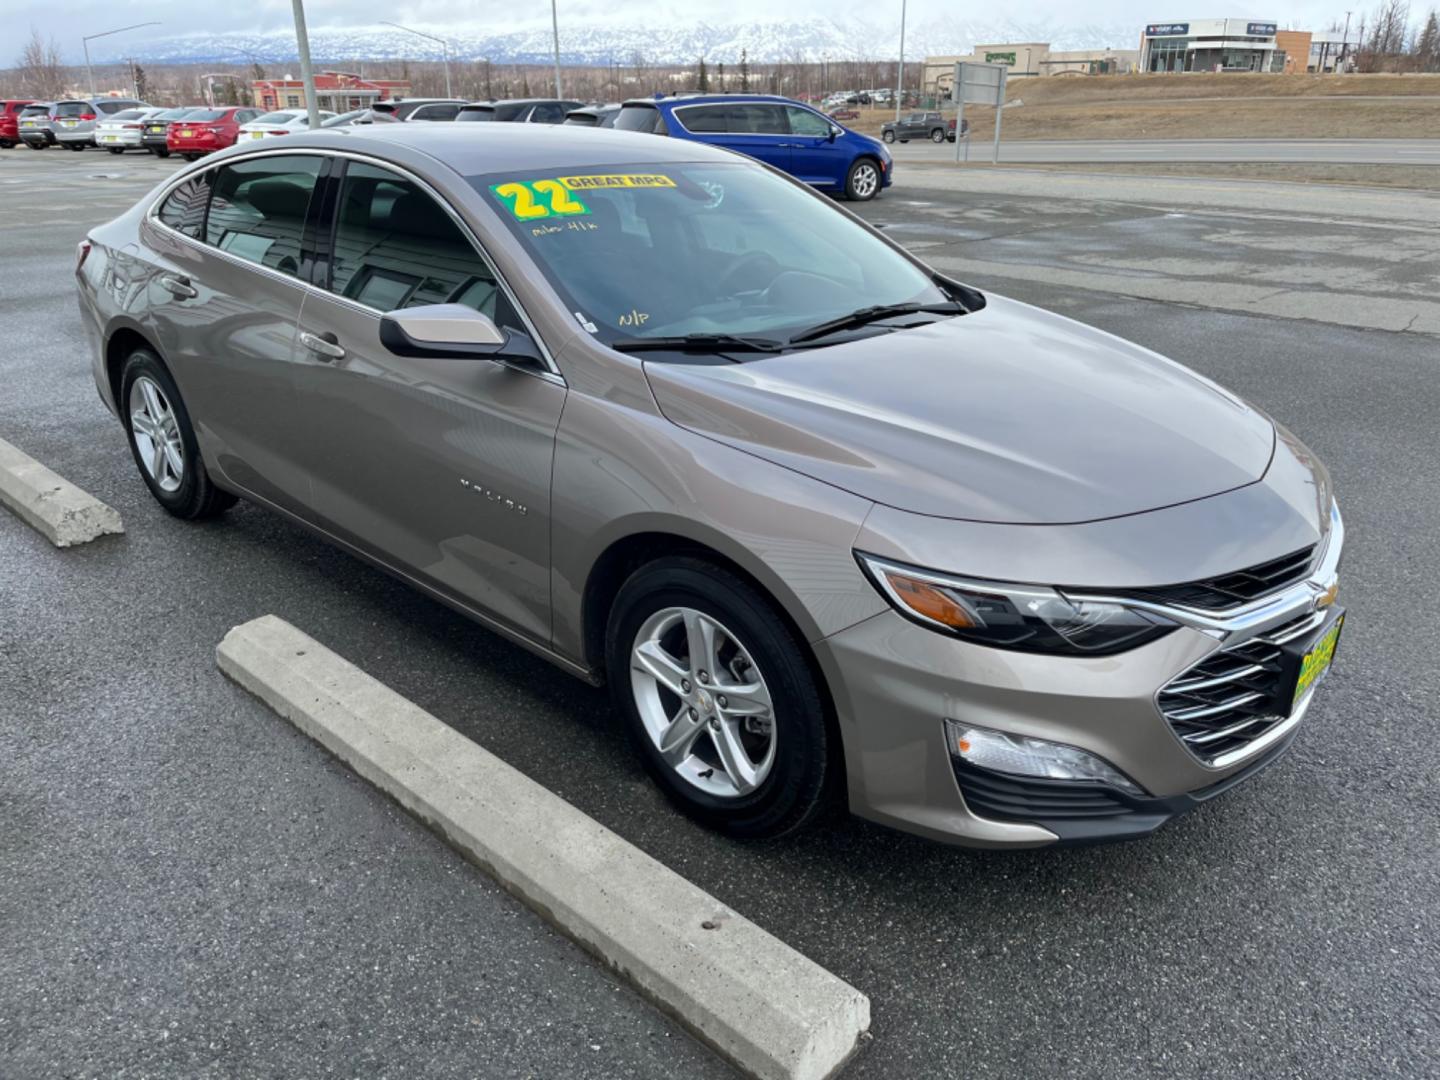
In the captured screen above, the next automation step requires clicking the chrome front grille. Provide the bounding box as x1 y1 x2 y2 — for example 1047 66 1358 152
1158 609 1325 765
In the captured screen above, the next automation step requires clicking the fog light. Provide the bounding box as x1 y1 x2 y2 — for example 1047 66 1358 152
944 720 1144 796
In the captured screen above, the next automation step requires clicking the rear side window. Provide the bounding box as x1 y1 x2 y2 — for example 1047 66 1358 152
205 156 322 278
157 171 213 239
614 105 666 134
328 162 512 323
527 102 564 124
411 104 460 121
727 104 787 135
676 105 726 133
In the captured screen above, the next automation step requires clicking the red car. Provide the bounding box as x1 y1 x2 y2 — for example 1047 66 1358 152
166 106 261 160
0 99 36 149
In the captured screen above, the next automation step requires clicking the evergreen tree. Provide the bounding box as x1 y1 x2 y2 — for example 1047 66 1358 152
132 62 148 102
1417 9 1440 70
697 56 709 92
717 61 725 89
739 48 750 91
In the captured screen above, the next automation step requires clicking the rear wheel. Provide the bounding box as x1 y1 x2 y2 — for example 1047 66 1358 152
120 349 237 520
151 147 170 158
27 141 45 150
67 143 85 151
0 140 11 149
107 147 124 154
930 127 945 143
844 158 882 201
181 153 199 162
606 557 837 839
882 129 896 143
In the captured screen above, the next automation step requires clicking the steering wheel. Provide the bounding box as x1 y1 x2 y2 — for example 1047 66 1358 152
715 252 781 298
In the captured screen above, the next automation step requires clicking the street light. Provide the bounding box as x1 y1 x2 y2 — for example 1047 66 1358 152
894 0 907 121
82 22 161 98
550 0 563 98
380 21 453 98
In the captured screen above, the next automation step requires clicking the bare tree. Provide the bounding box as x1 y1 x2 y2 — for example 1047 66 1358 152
15 27 67 99
1360 0 1412 68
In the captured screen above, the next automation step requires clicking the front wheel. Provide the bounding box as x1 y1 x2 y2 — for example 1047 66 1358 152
26 141 45 150
120 349 237 520
882 129 895 143
67 143 85 151
844 158 882 201
107 147 124 154
606 557 837 839
151 147 170 158
930 128 945 143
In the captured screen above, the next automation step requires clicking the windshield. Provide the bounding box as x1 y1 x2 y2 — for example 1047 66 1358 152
252 110 299 124
109 109 146 121
185 109 226 122
472 162 946 346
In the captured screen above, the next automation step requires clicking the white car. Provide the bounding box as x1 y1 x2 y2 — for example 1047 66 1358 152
94 108 166 153
236 109 336 140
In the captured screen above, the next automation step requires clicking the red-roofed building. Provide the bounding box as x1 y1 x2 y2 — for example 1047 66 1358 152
250 71 411 113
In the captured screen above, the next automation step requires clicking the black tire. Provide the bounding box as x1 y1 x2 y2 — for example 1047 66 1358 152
26 141 45 150
882 129 895 143
66 142 85 151
844 157 882 202
151 147 170 158
899 138 909 143
182 153 199 162
605 557 838 839
0 140 11 149
107 147 124 154
930 128 945 143
119 348 237 520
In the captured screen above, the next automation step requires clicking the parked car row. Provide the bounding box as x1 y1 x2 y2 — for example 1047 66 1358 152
9 90 892 202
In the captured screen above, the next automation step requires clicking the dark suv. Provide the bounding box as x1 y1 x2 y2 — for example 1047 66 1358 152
456 98 582 123
614 94 892 201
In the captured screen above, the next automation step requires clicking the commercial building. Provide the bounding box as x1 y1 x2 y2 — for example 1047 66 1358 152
1138 19 1282 73
922 43 1140 91
250 71 411 113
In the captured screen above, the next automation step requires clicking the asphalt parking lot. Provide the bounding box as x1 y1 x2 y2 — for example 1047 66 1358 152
3 147 1439 1079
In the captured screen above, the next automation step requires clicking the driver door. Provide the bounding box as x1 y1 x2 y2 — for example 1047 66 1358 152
784 105 847 188
292 160 566 643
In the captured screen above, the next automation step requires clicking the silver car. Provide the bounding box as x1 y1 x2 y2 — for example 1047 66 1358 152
74 126 1345 847
53 97 148 149
94 107 167 153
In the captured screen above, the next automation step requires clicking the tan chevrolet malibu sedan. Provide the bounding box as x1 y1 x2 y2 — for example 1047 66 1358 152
75 124 1344 847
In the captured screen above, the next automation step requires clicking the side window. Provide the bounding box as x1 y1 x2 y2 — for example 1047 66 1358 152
786 106 831 137
328 162 513 325
678 105 726 133
727 104 787 135
528 102 563 124
204 155 322 278
157 170 213 239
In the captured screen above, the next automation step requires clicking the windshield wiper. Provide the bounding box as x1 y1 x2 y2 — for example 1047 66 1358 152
611 333 787 354
786 301 967 345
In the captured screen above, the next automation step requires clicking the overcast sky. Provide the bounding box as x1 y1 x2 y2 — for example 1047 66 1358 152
19 0 1368 59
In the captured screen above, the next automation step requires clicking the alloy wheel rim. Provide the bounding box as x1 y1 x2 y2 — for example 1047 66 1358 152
853 165 878 197
128 376 185 493
630 606 776 799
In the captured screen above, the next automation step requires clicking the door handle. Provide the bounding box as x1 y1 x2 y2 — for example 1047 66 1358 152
300 330 345 362
159 274 197 299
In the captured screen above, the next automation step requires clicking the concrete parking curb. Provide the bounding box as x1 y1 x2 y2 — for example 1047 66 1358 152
0 436 123 548
217 615 870 1080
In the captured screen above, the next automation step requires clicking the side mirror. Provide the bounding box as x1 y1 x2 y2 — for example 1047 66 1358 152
828 125 841 142
379 303 542 364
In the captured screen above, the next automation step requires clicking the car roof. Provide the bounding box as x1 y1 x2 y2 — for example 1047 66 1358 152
627 94 805 108
274 123 744 174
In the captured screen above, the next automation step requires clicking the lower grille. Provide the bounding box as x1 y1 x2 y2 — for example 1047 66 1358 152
1158 609 1325 764
954 763 1138 821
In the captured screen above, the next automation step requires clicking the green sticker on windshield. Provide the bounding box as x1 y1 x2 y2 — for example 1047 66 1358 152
491 180 591 221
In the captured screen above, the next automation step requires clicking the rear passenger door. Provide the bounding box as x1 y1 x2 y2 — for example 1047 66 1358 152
678 103 791 172
291 159 566 642
141 153 326 517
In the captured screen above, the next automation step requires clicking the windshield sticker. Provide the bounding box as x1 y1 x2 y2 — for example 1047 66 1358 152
556 174 676 190
618 309 651 328
491 180 591 221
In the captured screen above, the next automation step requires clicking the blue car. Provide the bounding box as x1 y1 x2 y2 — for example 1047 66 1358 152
613 93 892 201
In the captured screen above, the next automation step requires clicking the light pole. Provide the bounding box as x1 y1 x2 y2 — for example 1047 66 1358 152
82 22 161 98
1340 11 1352 72
290 0 322 130
380 21 453 98
550 0 563 98
894 0 907 121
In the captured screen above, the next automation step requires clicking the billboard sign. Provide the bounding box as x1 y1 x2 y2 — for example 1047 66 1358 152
1146 22 1189 35
984 51 1017 64
1246 21 1278 35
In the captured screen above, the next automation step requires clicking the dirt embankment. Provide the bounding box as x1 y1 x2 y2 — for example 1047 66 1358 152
846 73 1440 140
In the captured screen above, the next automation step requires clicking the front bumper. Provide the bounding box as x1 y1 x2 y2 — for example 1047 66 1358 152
816 514 1343 848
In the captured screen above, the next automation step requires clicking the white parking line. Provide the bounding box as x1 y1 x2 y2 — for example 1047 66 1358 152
218 615 871 1080
0 435 124 548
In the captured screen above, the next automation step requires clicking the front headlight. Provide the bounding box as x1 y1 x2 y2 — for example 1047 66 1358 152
857 554 1178 657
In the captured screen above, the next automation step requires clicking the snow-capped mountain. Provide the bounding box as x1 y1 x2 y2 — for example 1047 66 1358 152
94 18 1139 67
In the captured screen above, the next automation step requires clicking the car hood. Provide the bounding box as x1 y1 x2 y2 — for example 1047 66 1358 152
643 295 1276 525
